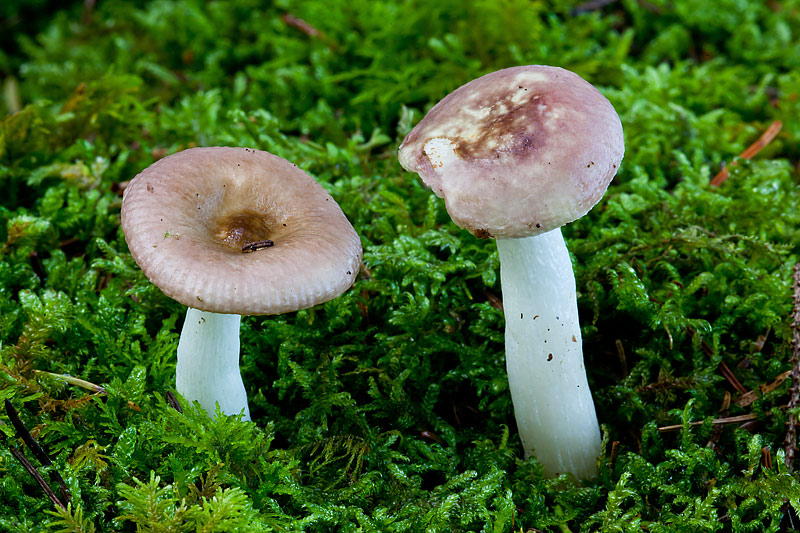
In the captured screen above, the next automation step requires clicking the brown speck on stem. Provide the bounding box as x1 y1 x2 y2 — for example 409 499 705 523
547 354 553 361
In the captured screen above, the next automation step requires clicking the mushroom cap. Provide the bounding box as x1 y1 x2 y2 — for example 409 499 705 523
121 147 362 315
398 65 624 239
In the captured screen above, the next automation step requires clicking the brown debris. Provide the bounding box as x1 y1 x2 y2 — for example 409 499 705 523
609 440 620 469
166 391 183 413
719 361 748 394
706 391 731 451
570 0 618 15
734 369 791 408
615 339 628 376
762 446 773 471
688 327 749 394
281 13 322 38
484 290 504 312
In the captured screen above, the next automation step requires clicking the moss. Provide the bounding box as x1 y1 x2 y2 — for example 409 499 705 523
1 0 800 530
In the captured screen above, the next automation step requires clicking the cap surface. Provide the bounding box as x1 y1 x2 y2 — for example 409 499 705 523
398 65 624 239
121 147 362 315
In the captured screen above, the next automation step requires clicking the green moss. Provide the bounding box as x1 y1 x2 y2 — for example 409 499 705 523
1 0 800 530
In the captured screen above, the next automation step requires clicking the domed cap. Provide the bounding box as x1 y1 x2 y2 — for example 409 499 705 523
121 147 362 315
398 65 624 239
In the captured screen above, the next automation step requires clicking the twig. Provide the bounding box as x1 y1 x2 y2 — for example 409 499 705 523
719 361 748 394
762 447 773 471
7 444 66 511
5 400 57 469
4 400 71 505
734 369 791 408
710 120 783 186
687 327 747 393
165 391 183 413
609 440 620 469
34 370 106 394
706 391 730 450
658 413 758 433
615 339 628 376
281 13 321 38
570 0 617 15
783 264 800 471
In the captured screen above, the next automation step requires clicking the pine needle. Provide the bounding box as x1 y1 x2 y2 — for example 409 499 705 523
710 120 782 187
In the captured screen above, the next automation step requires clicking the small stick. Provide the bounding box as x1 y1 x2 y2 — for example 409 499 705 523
615 339 628 376
735 369 791 408
706 391 731 450
609 440 620 469
281 13 321 37
686 328 747 394
718 361 748 394
762 447 773 470
34 370 106 394
710 120 783 187
687 327 748 393
8 444 66 511
4 400 71 504
783 263 800 471
570 0 617 14
5 400 55 469
658 413 758 433
165 391 183 413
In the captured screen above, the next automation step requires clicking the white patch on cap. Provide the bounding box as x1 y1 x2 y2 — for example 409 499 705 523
423 137 459 169
514 70 550 86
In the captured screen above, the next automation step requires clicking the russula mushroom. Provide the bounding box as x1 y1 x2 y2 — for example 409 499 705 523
121 146 362 420
398 65 624 479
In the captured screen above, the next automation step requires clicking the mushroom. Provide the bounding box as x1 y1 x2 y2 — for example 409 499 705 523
398 66 624 479
121 147 362 420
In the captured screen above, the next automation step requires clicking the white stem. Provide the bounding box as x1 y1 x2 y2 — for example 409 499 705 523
175 308 251 420
496 228 600 479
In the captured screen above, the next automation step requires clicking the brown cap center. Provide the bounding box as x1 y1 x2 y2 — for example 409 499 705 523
213 210 276 252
